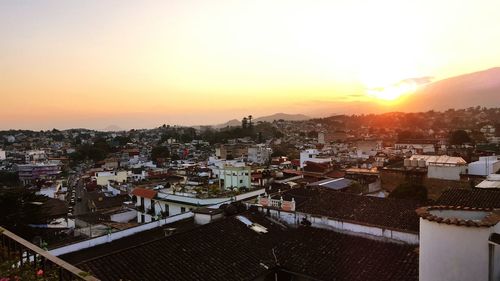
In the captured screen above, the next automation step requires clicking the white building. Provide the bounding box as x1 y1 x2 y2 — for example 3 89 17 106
318 132 325 144
218 166 251 190
4 135 15 143
468 156 500 176
355 140 381 158
0 150 6 160
480 124 496 134
476 174 500 189
247 145 272 164
94 171 128 186
131 186 264 223
299 149 332 168
128 170 148 182
408 155 467 181
418 206 500 281
395 140 437 154
36 181 67 201
25 150 47 163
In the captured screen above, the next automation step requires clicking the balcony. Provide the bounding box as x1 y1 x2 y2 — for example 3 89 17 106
0 227 98 280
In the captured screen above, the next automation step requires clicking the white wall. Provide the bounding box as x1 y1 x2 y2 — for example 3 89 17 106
427 165 464 181
95 171 128 186
468 156 500 176
264 208 419 245
0 150 6 160
110 209 137 223
50 212 194 256
419 218 498 281
194 213 224 225
224 168 251 189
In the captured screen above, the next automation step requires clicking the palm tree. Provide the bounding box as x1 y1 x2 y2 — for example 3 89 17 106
242 117 248 129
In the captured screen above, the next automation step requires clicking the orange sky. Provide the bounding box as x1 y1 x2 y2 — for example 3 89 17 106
1 0 500 129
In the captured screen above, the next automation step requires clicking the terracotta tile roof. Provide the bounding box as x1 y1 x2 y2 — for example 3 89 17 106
75 212 418 281
416 206 500 227
436 188 500 208
282 187 421 232
131 188 157 199
78 212 285 281
87 192 129 210
276 227 418 281
324 170 345 178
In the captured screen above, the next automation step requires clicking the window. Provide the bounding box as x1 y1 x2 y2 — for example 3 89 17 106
240 180 243 183
181 207 186 213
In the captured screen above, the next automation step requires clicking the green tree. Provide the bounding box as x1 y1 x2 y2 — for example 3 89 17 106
389 181 427 202
242 117 248 129
0 171 20 187
449 130 471 145
0 189 49 239
151 146 170 161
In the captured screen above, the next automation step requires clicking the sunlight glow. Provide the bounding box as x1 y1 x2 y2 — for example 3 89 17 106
366 82 419 101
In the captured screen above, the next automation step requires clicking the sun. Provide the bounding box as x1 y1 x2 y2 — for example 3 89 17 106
366 81 418 101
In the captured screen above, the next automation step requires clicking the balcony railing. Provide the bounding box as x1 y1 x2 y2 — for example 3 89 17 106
0 227 99 281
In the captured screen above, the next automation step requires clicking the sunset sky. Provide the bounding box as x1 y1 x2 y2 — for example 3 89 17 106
1 0 500 130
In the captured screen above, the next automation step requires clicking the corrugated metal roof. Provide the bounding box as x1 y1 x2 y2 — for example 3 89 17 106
308 178 353 190
409 155 466 165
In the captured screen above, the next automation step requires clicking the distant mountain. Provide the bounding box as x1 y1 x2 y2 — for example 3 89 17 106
102 125 124 132
212 119 241 129
253 113 310 123
406 67 500 111
208 113 310 129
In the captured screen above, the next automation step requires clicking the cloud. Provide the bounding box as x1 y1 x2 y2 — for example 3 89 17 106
397 76 434 86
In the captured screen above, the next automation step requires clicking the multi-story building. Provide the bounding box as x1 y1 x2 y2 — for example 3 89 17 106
25 150 47 163
131 184 263 223
247 144 272 164
17 163 61 185
94 171 128 186
299 149 332 168
215 144 249 160
218 165 251 190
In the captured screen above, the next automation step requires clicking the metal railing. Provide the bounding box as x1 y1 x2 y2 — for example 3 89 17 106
0 227 99 281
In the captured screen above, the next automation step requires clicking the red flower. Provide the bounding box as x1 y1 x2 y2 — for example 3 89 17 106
36 269 44 276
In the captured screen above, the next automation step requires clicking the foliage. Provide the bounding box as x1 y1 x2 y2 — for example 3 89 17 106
389 181 427 202
397 130 424 140
69 138 111 163
0 229 58 280
345 181 366 194
449 130 471 145
196 121 282 144
271 143 299 159
151 146 170 161
0 189 49 240
0 172 20 188
0 258 59 280
113 136 131 146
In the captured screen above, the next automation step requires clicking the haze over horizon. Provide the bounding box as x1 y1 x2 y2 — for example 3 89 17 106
2 0 500 130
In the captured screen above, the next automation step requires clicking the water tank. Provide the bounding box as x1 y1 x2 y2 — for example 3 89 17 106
404 159 411 167
411 159 418 167
418 159 426 167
